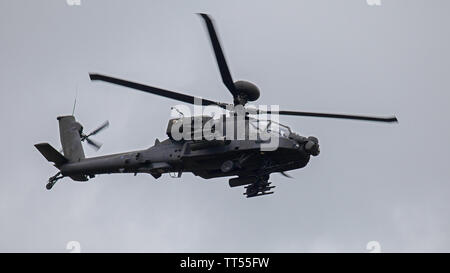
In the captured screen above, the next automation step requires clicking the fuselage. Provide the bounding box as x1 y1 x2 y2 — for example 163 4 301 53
55 115 320 184
59 135 312 180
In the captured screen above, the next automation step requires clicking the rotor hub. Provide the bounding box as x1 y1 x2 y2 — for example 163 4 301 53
233 80 260 105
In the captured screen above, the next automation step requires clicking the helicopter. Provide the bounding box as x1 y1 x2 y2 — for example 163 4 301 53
35 14 397 198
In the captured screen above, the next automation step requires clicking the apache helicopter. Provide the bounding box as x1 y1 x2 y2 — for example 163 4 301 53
35 14 397 197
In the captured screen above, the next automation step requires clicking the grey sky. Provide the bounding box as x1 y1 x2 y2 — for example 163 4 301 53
1 0 449 252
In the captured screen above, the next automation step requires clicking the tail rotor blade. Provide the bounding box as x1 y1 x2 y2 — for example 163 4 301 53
87 120 110 137
85 138 102 151
80 120 109 152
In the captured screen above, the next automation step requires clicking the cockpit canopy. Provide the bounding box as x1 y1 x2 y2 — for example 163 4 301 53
166 115 292 141
248 118 292 137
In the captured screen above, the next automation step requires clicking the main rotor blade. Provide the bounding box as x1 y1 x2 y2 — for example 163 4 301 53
89 74 229 108
198 13 238 97
86 120 109 137
258 110 398 123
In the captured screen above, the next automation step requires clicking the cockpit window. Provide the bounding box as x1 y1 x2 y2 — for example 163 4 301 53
248 118 292 137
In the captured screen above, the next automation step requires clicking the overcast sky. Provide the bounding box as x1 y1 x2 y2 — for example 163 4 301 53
1 0 449 252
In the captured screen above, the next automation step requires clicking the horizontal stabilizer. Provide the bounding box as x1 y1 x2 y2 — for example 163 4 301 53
34 143 68 167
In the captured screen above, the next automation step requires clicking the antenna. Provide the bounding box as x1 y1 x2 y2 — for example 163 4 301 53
72 85 78 116
171 106 185 118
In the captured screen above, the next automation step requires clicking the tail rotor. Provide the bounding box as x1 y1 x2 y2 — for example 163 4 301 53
80 120 110 151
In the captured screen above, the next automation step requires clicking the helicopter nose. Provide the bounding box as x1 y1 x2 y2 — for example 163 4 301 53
304 136 320 156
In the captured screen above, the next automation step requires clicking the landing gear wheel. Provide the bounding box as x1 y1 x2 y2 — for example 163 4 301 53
46 181 55 190
46 172 62 190
245 185 258 197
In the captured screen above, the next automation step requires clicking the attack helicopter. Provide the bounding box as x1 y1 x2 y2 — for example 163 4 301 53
35 14 397 197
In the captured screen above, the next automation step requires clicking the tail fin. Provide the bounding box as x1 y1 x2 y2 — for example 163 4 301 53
57 116 85 162
34 143 68 167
